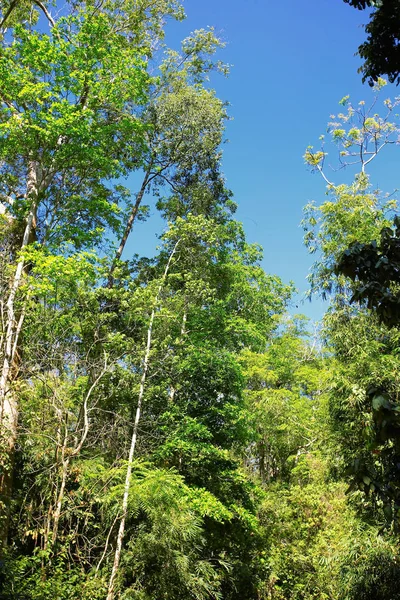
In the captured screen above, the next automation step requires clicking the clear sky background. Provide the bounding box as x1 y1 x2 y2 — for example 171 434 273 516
125 0 400 322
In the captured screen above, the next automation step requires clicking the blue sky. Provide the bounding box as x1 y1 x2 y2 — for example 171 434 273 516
125 0 400 322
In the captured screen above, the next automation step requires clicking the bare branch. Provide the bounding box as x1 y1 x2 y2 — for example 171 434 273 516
32 0 55 27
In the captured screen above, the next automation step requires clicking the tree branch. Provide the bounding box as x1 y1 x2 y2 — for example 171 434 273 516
32 0 55 27
0 0 18 31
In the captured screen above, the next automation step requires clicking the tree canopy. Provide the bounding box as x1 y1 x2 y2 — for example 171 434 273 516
1 2 400 599
344 0 400 84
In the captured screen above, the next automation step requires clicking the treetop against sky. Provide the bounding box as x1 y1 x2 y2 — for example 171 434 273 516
123 0 400 322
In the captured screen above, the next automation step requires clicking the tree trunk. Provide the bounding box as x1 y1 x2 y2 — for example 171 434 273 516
0 161 38 548
51 457 69 547
50 420 69 549
106 240 180 600
47 361 108 549
107 168 152 287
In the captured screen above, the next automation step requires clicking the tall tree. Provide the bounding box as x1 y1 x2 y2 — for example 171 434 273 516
303 83 400 531
0 0 183 545
108 28 228 285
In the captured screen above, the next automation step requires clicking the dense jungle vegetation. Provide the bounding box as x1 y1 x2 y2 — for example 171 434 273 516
1 1 400 598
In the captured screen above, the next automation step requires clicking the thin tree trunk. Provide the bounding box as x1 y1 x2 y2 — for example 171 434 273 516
44 405 64 550
107 167 152 288
50 414 70 549
180 306 187 337
52 457 69 546
49 360 109 548
0 162 38 547
106 239 180 600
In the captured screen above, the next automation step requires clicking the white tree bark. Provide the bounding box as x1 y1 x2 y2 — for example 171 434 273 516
50 357 109 547
106 239 180 600
0 162 38 541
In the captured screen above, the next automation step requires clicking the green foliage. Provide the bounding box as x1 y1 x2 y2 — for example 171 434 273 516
102 464 225 600
3 1 398 598
241 320 330 483
335 215 400 326
300 80 400 598
0 7 151 249
302 179 396 297
302 87 400 300
343 0 400 85
338 535 400 600
323 307 400 526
